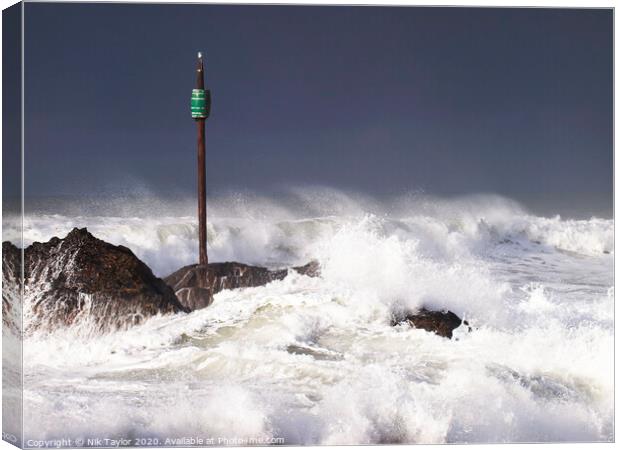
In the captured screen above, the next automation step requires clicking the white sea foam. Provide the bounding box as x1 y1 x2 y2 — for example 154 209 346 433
7 190 613 444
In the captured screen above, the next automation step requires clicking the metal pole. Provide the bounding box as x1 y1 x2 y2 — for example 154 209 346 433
195 52 208 266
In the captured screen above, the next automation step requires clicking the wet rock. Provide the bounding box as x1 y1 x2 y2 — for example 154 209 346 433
2 242 21 333
163 265 213 310
293 260 321 277
3 228 188 334
392 308 464 339
164 260 320 311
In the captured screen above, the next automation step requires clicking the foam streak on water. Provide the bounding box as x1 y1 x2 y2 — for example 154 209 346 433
8 191 613 444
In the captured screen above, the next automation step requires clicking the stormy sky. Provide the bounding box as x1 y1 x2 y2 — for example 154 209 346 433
14 4 614 216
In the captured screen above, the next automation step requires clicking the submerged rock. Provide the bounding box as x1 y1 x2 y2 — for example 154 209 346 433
3 228 188 334
164 260 320 311
392 308 465 339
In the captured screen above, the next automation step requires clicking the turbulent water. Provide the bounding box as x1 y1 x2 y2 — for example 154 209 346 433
4 190 614 445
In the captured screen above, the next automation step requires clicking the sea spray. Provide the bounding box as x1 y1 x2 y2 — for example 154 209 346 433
8 190 613 443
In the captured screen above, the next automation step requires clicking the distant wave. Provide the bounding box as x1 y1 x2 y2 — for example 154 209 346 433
6 190 613 276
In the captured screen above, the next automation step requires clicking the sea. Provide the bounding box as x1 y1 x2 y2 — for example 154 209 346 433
2 189 614 445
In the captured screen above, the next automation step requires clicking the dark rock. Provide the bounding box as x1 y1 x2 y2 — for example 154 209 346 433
2 241 21 332
163 265 213 310
392 308 464 339
463 319 473 332
164 260 320 311
3 228 188 334
293 260 321 278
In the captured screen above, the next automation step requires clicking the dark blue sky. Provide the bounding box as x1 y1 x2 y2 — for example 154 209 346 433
19 4 612 215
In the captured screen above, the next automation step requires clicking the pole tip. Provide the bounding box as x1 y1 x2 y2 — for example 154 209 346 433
197 51 203 60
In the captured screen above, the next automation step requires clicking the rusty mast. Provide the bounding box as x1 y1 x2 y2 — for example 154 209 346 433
191 52 211 266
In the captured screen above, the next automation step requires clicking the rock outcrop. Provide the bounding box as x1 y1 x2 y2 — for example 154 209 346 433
392 308 467 339
2 242 21 333
3 228 467 340
164 260 320 310
3 228 188 334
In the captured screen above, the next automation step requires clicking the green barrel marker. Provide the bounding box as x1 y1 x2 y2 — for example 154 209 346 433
191 88 210 119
